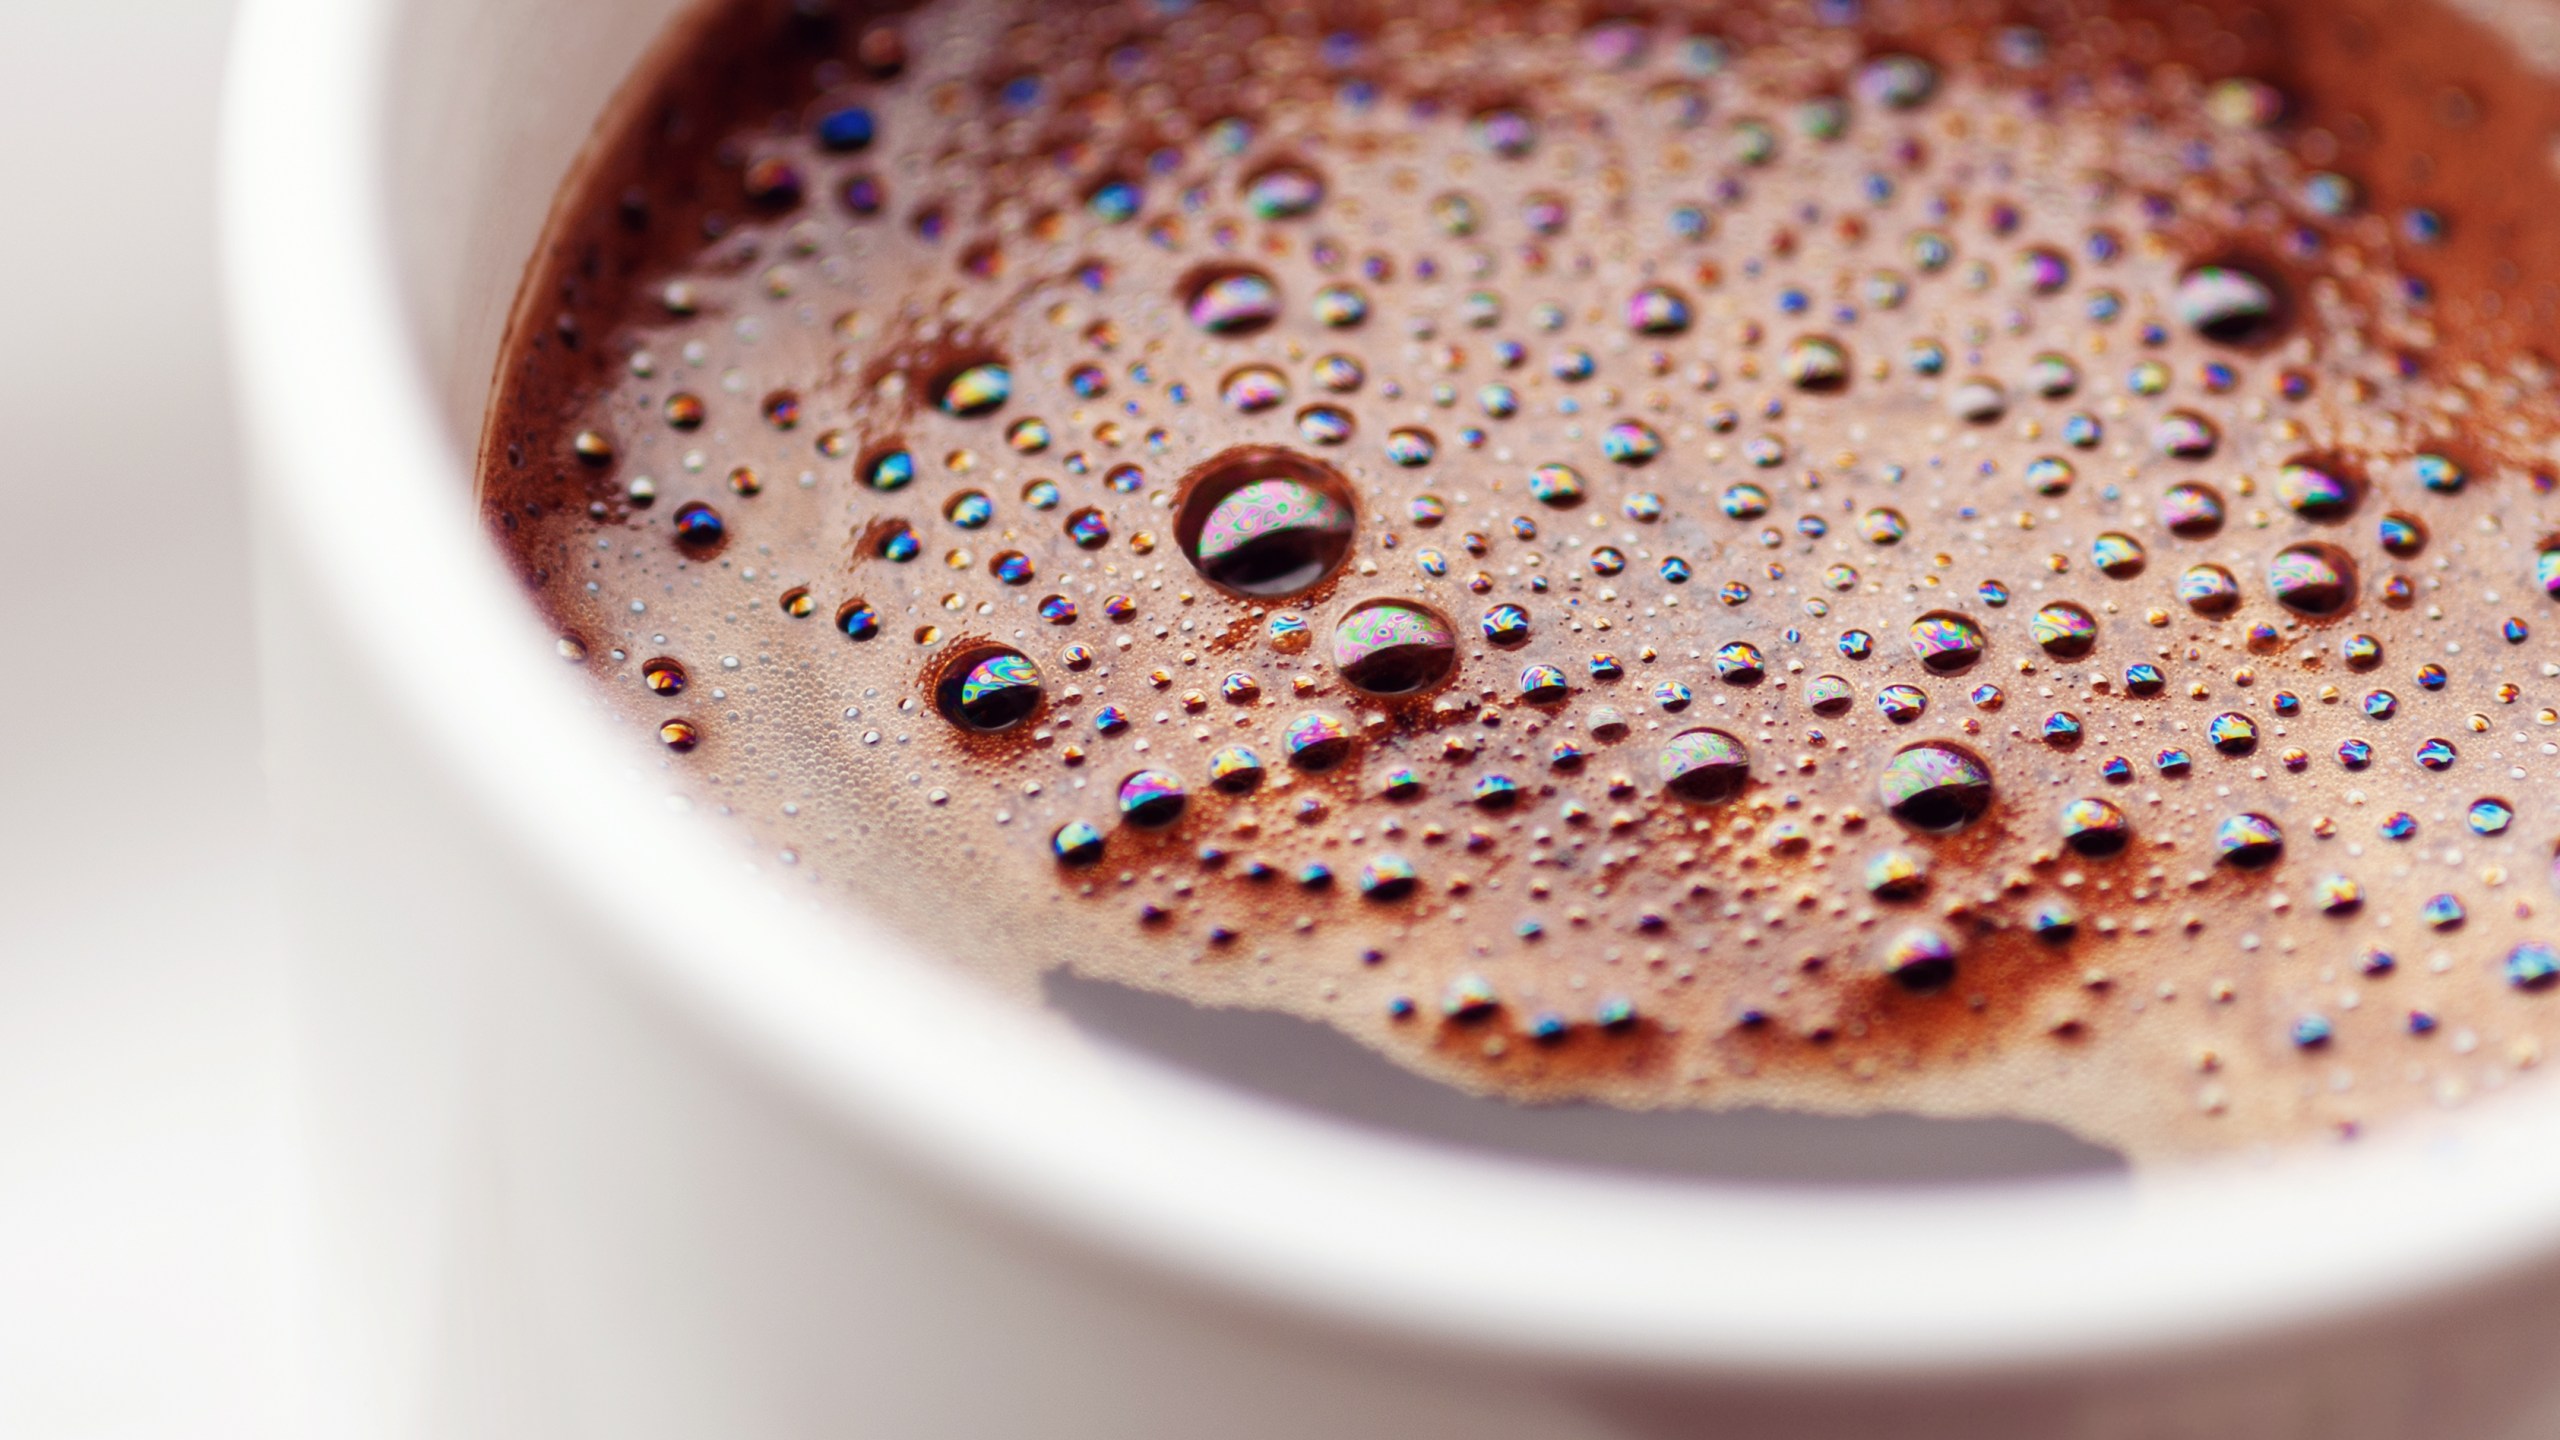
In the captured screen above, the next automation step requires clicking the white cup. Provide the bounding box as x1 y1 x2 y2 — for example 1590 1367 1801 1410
221 1 2560 1434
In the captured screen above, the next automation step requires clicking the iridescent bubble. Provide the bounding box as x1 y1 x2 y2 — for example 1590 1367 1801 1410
2161 482 2225 537
1281 711 1355 770
1173 447 1357 597
1861 507 1909 544
2540 538 2560 598
2025 457 2075 495
1875 684 1928 723
1659 728 1750 802
934 643 1043 732
1879 741 1995 832
1221 364 1290 412
990 551 1034 584
873 520 919 562
1431 192 1480 236
1358 854 1419 901
1627 284 1693 335
2059 797 2131 856
1065 506 1112 548
1712 641 1765 685
1295 405 1355 445
1182 265 1282 334
1909 611 1986 673
1051 819 1106 866
1242 161 1325 219
2469 797 2515 835
863 447 916 491
1866 849 1930 899
2207 712 2259 755
1880 927 1959 992
935 360 1011 416
640 657 686 695
657 718 699 751
2024 354 2079 397
1518 664 1570 703
2174 263 2283 345
1721 483 1770 518
1782 336 1849 391
1117 769 1188 826
1856 53 1937 109
836 599 881 640
1528 462 1588 507
2413 453 2467 493
2508 942 2560 990
1087 177 1141 222
2090 533 2146 578
1331 599 1458 695
1808 675 1852 714
1949 378 2007 423
945 490 993 528
2378 513 2428 557
1309 356 1362 395
2274 460 2359 521
671 501 724 549
1384 428 1436 467
1471 105 1539 158
2017 246 2071 294
2029 601 2099 658
1311 285 1368 327
1601 421 1663 465
2416 737 2458 770
1481 603 1532 646
2215 812 2285 868
2153 410 2219 459
2268 543 2357 616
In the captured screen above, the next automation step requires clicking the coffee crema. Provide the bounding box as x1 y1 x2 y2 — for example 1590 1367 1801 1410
483 0 2560 1159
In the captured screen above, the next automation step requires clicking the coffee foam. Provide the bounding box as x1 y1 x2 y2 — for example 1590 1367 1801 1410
483 0 2560 1161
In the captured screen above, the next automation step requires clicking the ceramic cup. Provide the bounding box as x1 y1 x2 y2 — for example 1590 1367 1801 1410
221 0 2560 1434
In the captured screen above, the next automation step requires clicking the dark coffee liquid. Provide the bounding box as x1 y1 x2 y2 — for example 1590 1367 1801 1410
484 0 2560 1159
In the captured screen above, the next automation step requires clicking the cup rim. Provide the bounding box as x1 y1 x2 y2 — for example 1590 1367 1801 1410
220 0 2560 1376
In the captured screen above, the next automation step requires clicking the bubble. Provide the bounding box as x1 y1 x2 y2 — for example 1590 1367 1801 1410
2025 457 2075 495
2268 543 2357 616
935 360 1011 416
2540 538 2560 598
1865 849 1930 899
779 587 815 618
1384 428 1437 467
2508 943 2560 991
1880 927 1959 992
663 392 706 429
1528 462 1588 507
2378 513 2428 557
640 657 686 695
1730 118 1778 165
2153 411 2219 459
864 447 918 491
1860 507 1909 544
2024 354 2080 397
1659 728 1750 803
2029 601 2099 658
1242 161 1324 219
1172 447 1357 597
1183 265 1282 334
671 501 725 549
2090 533 2146 578
1600 421 1663 465
1856 53 1937 109
1481 603 1532 646
934 643 1043 732
2160 483 2226 537
1065 507 1112 549
836 599 881 640
2207 712 2259 754
1472 105 1539 157
1116 769 1188 826
1712 641 1766 685
2468 798 2514 835
2413 454 2467 493
1909 611 1987 673
1358 854 1419 901
1282 711 1355 770
2215 812 2285 868
2274 460 2359 521
1221 365 1290 412
2017 247 2071 294
990 551 1034 584
1879 741 1994 833
1087 177 1141 222
2059 797 2131 856
1949 378 2007 423
1331 599 1458 695
1782 335 1849 390
2174 264 2283 345
2415 737 2458 770
945 490 993 529
1295 405 1355 445
1518 664 1570 703
1721 483 1770 518
1626 285 1693 335
1049 818 1107 866
1875 684 1928 723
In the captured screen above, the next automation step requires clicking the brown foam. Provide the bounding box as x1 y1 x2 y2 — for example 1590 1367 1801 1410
482 0 2560 1161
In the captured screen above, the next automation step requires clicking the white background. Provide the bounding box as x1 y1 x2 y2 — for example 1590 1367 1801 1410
0 0 292 1435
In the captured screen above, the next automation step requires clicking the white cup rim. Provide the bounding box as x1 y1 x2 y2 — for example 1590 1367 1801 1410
220 0 2560 1376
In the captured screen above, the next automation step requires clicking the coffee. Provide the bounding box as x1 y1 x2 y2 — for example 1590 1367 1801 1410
482 0 2560 1160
